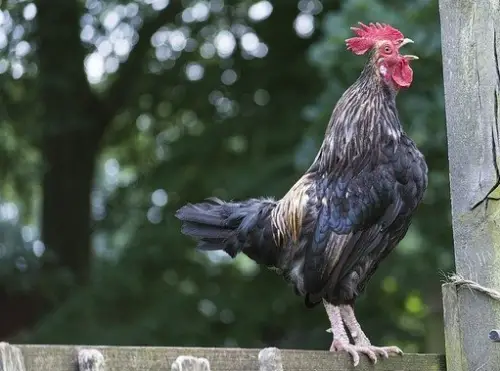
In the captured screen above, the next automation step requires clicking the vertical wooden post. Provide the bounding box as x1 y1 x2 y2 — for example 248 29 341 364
171 356 211 371
0 343 25 371
258 348 283 371
439 0 500 370
78 349 105 371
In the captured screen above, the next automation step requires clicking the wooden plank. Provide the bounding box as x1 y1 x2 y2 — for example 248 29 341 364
438 0 500 370
13 345 444 371
441 284 463 371
0 343 26 371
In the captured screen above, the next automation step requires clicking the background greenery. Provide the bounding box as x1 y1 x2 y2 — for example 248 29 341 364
0 0 451 353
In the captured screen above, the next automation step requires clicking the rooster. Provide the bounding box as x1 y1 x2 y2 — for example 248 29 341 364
175 22 427 366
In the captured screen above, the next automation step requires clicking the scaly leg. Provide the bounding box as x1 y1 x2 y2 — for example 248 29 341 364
324 300 391 366
323 300 349 345
339 304 403 363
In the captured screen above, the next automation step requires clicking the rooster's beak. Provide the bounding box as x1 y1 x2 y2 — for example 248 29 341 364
404 55 419 61
399 38 414 47
399 38 418 60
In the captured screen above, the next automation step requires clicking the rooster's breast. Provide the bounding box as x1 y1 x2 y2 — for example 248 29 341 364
299 138 428 307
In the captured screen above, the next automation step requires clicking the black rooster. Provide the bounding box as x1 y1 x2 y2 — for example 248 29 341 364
175 22 428 366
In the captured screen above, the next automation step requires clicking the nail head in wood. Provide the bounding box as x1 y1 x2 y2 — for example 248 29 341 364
77 349 105 371
0 342 26 371
258 347 283 371
171 356 210 371
489 329 500 342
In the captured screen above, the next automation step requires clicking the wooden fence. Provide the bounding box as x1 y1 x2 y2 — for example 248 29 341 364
0 343 445 371
0 0 498 371
439 0 500 369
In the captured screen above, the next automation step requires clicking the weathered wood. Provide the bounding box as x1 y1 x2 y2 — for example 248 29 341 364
0 343 25 371
439 0 500 370
441 284 464 371
12 345 444 371
258 347 283 371
171 356 210 371
78 349 105 371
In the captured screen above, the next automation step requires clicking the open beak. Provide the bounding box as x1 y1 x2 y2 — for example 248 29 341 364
399 38 418 61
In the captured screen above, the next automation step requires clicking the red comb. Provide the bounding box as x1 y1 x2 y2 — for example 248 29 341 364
345 22 404 55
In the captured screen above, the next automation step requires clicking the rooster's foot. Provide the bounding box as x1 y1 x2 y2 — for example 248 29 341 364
330 340 402 367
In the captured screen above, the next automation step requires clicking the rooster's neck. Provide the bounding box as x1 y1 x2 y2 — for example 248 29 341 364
311 59 403 173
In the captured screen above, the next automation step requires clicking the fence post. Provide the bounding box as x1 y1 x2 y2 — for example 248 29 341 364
438 0 500 370
78 349 105 371
0 343 25 371
171 356 210 371
258 347 283 371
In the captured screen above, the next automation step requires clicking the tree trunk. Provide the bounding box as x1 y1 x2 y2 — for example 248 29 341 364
0 0 104 339
41 130 99 286
36 0 102 286
0 0 185 339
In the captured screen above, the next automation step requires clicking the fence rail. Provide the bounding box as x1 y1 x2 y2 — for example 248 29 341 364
0 342 445 371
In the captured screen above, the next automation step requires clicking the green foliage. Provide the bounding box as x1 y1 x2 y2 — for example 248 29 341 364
1 0 451 353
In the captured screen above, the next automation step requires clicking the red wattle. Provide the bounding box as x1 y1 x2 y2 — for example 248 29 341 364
392 59 413 88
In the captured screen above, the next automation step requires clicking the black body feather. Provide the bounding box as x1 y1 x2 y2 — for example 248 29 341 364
175 50 428 309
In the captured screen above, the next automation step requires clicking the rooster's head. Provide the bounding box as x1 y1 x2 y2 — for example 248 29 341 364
345 22 418 89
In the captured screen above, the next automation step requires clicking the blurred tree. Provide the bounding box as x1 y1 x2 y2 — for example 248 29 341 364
0 0 451 353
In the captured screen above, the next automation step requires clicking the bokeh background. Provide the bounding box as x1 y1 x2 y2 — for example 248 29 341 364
0 0 451 353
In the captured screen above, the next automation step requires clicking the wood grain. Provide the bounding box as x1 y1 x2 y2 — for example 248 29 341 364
441 284 464 371
439 0 500 370
9 344 445 371
0 343 25 371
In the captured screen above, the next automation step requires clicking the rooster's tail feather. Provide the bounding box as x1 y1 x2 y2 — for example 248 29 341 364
175 197 278 262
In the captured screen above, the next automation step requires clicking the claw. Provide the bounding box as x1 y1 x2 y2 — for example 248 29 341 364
378 348 389 358
383 346 404 356
330 341 403 367
331 340 360 366
325 303 403 366
362 347 377 364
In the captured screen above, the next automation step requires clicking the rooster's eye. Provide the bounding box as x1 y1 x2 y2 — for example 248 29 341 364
383 45 391 53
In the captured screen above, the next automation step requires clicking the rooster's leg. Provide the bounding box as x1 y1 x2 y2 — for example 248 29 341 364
323 300 378 367
339 304 403 362
323 300 350 344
